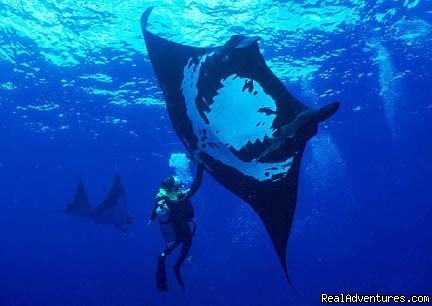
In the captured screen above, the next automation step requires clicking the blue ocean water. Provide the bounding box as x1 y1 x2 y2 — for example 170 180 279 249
0 1 431 305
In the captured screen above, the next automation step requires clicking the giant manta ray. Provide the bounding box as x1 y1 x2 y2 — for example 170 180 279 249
65 175 133 233
141 7 339 288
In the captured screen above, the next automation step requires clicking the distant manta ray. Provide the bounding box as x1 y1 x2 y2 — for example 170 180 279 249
65 175 133 233
140 7 339 290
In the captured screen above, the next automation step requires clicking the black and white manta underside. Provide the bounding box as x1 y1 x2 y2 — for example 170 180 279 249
140 7 339 290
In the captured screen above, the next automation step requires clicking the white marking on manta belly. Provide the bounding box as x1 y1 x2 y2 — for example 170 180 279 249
207 75 276 151
181 54 293 182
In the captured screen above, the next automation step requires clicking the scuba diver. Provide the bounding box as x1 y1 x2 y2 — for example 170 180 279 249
149 163 205 291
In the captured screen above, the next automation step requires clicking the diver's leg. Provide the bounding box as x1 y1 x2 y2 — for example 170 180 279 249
172 239 192 290
175 240 192 269
161 240 180 258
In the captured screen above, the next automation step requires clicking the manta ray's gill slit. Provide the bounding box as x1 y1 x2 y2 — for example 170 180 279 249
181 54 294 181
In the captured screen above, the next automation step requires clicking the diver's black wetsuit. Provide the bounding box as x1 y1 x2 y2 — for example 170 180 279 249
150 164 204 290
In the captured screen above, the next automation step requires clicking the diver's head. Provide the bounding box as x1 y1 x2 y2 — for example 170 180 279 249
161 176 180 193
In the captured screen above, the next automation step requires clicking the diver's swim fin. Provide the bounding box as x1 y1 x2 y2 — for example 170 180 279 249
173 265 185 290
156 256 168 292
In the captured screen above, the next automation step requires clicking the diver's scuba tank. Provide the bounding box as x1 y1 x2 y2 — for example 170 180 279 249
156 199 176 244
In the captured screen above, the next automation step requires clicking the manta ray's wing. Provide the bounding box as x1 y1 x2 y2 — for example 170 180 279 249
95 174 125 211
93 174 133 232
141 7 339 288
65 176 91 214
140 8 214 149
